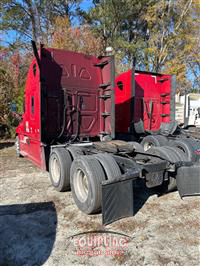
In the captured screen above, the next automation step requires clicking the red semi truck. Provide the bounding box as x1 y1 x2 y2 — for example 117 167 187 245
115 70 175 134
16 42 200 224
115 69 183 152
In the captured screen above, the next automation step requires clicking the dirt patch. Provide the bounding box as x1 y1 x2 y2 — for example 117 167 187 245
0 145 200 265
112 251 131 265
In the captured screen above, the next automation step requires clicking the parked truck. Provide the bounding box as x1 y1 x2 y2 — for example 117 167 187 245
16 42 200 224
115 69 179 150
175 92 200 128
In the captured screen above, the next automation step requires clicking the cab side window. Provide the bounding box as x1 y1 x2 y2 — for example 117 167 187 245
33 64 36 76
31 96 34 114
117 81 123 90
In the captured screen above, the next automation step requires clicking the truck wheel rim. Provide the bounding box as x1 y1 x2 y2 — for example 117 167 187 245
176 145 186 153
51 157 60 183
144 142 153 151
74 169 89 203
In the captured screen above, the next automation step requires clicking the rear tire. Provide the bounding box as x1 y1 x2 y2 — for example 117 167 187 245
141 135 168 151
67 146 84 160
163 146 188 161
70 156 106 214
169 139 196 162
94 153 121 181
148 146 180 163
148 146 180 192
49 148 72 192
127 141 144 152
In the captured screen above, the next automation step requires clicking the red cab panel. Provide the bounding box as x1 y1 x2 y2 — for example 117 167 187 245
16 47 114 169
115 70 175 134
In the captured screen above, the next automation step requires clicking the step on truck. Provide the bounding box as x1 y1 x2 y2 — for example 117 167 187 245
16 42 200 225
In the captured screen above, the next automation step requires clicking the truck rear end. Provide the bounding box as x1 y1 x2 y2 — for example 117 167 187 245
16 43 115 169
16 43 200 225
115 70 176 136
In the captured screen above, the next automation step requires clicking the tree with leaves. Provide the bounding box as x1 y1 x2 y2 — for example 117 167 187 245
81 0 200 90
0 0 83 44
144 0 200 91
51 16 105 55
80 0 156 72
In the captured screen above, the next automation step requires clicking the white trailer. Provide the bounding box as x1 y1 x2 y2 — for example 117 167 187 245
175 93 200 127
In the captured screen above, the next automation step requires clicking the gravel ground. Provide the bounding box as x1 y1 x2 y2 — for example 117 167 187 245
0 141 199 266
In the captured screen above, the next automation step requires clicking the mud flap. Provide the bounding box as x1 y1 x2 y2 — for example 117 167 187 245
101 176 147 225
102 179 134 225
176 164 200 197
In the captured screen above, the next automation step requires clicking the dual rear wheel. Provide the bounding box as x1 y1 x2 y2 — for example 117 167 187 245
49 148 121 214
148 145 188 192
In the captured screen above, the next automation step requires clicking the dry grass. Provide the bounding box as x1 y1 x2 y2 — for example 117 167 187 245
157 222 181 233
155 254 179 266
112 251 131 265
63 211 76 221
49 196 67 211
176 236 200 246
75 220 102 232
173 201 200 215
184 219 200 230
115 219 148 233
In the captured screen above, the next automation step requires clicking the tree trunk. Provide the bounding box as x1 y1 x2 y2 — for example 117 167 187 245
25 0 37 41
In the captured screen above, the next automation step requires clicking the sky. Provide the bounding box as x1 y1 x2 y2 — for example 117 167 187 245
80 0 93 11
0 0 93 47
